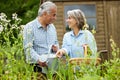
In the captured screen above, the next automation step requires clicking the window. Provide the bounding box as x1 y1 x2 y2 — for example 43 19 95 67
64 4 96 31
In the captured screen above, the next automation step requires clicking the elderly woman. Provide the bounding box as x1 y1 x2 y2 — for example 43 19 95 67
56 9 97 59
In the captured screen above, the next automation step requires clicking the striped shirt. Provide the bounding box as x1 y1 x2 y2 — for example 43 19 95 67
23 17 59 63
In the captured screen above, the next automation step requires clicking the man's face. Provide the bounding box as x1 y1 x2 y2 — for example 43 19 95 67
45 7 57 24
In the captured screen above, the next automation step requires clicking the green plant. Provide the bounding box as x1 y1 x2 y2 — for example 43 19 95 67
0 13 120 80
0 13 37 80
101 38 120 80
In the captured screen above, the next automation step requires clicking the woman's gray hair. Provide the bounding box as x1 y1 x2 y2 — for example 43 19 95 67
38 1 57 16
67 9 88 30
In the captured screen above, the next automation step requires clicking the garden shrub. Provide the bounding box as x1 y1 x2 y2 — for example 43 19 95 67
0 13 36 80
0 13 120 80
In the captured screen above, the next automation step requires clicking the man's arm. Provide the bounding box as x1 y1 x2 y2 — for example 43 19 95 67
23 24 41 63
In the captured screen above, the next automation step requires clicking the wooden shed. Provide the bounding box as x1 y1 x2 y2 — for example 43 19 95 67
41 0 120 59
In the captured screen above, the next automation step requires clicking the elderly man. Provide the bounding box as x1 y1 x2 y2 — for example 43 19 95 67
23 1 59 75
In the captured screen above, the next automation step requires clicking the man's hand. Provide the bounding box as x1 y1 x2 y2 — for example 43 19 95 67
51 45 58 53
37 60 47 67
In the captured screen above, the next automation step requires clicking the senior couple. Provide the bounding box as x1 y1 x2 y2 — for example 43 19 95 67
23 1 97 76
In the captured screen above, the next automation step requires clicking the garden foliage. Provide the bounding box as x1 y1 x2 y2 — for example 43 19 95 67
0 13 120 80
0 0 40 24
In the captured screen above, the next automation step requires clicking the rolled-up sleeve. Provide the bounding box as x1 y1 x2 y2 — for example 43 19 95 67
62 33 71 55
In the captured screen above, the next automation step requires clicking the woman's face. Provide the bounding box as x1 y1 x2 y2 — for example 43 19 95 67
66 16 77 29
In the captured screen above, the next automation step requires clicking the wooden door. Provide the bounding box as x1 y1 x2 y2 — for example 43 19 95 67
105 1 120 58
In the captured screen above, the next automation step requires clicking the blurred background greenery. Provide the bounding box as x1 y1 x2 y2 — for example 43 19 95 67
0 0 40 24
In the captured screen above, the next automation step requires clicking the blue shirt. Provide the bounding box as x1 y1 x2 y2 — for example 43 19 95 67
62 30 97 58
23 18 59 63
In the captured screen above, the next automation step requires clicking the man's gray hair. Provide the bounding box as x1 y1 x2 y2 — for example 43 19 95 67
38 1 57 16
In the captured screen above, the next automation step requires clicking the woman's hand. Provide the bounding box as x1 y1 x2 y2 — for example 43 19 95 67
56 49 65 58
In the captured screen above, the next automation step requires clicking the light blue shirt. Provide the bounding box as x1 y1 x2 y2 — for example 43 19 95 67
23 17 59 63
62 30 97 58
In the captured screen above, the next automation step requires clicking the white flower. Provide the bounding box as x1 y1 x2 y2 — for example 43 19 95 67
0 25 3 33
20 25 25 30
0 13 7 20
12 13 18 20
0 15 2 20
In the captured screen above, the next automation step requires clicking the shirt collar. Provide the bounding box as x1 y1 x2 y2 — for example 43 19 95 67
70 30 84 37
36 17 50 29
35 17 42 28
